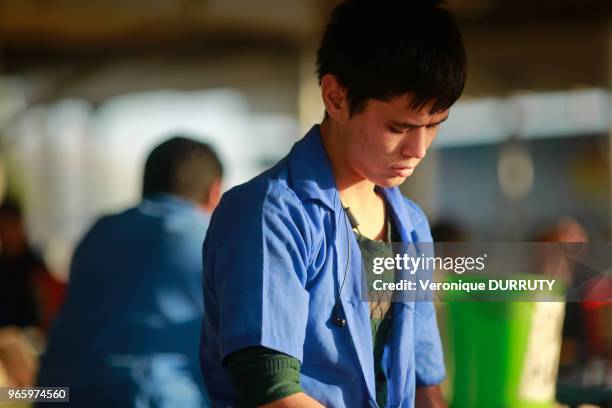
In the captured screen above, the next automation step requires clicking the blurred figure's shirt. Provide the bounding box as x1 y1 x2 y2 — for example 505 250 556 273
37 194 209 408
0 251 42 328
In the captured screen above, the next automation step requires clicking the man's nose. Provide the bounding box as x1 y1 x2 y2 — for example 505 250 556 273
401 127 427 159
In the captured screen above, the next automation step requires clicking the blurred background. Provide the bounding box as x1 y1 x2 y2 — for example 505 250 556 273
0 0 610 407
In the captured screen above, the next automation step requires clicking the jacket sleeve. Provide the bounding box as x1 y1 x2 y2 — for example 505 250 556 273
202 180 313 363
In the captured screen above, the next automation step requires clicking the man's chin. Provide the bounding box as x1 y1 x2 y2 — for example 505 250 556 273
377 176 408 188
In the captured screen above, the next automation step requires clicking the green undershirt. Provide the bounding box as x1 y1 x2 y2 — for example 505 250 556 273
355 211 398 408
225 346 302 407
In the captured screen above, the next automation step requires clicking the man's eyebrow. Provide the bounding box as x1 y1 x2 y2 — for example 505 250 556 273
389 115 449 128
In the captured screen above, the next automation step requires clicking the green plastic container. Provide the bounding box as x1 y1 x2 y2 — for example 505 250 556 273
445 275 565 408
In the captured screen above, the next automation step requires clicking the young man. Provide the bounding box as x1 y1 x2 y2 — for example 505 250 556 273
38 136 223 407
200 0 466 406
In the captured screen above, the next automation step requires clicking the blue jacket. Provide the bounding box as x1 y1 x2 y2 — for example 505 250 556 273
38 195 210 408
200 125 444 408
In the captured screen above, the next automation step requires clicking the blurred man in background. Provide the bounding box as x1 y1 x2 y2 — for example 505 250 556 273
37 136 223 408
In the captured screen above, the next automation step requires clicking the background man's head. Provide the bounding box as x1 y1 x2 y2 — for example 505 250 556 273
316 0 467 187
142 136 223 212
0 199 27 258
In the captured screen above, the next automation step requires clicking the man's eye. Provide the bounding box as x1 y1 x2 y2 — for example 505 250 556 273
388 126 411 133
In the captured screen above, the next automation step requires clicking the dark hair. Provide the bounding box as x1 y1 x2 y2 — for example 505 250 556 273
142 136 223 203
317 0 467 115
0 198 23 219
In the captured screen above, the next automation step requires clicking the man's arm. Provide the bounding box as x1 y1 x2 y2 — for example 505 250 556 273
415 385 447 408
259 393 325 408
226 346 325 407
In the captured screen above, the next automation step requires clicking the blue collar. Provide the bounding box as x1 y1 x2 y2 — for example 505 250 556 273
287 125 339 211
287 125 415 235
141 193 205 215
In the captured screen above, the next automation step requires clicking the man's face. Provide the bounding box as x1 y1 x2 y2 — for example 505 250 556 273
339 94 449 187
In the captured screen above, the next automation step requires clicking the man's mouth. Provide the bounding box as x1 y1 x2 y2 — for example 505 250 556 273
390 166 414 177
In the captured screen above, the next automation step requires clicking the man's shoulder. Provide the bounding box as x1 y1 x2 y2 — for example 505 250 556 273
74 207 140 250
80 201 194 244
87 206 141 232
219 158 302 212
206 159 322 251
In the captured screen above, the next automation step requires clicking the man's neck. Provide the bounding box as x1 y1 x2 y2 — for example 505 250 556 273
320 118 387 240
319 118 377 206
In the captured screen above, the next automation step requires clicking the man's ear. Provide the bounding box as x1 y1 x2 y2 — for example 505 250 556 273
320 74 349 122
203 177 222 213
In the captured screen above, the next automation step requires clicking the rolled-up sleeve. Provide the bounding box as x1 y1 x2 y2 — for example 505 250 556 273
203 180 312 363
